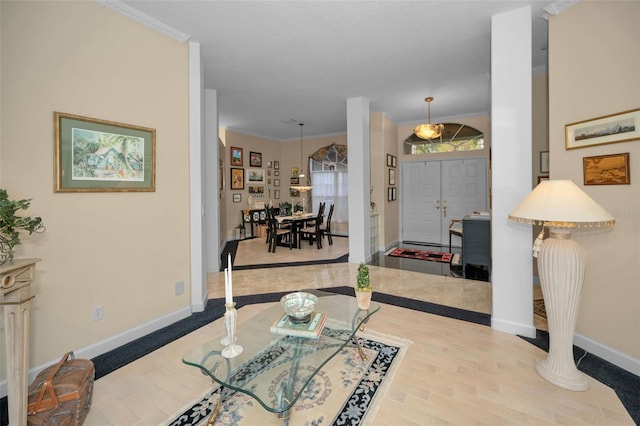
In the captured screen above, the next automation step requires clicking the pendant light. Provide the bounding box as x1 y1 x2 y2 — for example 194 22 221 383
414 97 444 140
290 122 312 192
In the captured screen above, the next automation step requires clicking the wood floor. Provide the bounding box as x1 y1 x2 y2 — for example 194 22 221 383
84 242 633 425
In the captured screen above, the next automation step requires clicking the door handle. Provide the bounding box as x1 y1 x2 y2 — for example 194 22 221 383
443 206 447 218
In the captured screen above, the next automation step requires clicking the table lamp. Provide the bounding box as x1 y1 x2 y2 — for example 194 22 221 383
509 179 615 391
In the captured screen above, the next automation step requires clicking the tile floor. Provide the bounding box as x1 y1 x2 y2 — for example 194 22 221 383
83 241 634 425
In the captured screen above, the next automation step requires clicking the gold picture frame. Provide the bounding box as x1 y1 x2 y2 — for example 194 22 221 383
583 152 630 185
566 108 640 149
54 112 155 192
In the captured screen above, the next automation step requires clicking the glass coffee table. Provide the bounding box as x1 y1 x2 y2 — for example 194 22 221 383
182 290 380 425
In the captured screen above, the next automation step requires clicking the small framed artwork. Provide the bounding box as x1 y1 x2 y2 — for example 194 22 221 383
248 185 265 195
233 193 241 203
230 147 243 166
583 152 630 185
290 177 300 185
250 151 262 167
274 170 279 177
54 112 156 192
290 188 300 197
540 151 549 173
389 168 396 186
537 176 549 184
274 179 280 187
247 169 265 183
392 155 397 168
291 167 299 177
267 161 273 168
387 154 393 167
566 108 640 149
388 187 395 202
274 189 280 199
267 178 272 185
230 168 244 190
267 169 272 176
274 160 279 170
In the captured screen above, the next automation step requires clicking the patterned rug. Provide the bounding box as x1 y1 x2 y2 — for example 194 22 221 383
166 329 410 426
388 247 453 263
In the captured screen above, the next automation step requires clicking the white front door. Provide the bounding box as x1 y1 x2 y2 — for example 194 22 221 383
440 159 488 241
401 161 441 243
402 158 488 245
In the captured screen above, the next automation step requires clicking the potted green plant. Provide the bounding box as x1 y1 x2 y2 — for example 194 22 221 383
355 262 373 309
0 189 45 265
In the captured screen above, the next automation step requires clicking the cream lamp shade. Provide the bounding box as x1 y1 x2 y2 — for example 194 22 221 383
509 179 615 228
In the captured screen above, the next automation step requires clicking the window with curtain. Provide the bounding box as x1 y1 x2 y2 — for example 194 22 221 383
310 144 348 228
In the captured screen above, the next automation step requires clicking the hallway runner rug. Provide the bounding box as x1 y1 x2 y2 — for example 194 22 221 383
388 247 453 263
166 329 410 426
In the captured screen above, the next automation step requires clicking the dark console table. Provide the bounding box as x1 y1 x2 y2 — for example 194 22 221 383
462 215 491 279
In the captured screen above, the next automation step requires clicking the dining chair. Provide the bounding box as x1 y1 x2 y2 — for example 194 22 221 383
266 208 293 252
298 211 323 249
319 203 334 245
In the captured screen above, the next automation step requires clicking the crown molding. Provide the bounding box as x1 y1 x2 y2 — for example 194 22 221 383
95 0 190 43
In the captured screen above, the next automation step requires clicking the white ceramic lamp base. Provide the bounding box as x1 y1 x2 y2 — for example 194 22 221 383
536 227 589 391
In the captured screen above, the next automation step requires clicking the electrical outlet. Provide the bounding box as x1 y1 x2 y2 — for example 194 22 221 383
175 281 185 296
92 305 103 321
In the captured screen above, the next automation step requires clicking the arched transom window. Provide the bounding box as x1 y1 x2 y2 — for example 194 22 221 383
404 123 484 154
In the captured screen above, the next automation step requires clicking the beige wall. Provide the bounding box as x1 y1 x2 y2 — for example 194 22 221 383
370 112 399 250
549 1 639 359
0 0 190 378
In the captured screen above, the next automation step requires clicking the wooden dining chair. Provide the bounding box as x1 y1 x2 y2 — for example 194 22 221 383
299 211 323 249
319 203 334 245
266 208 293 252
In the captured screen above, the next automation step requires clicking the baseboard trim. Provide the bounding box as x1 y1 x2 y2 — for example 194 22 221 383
574 333 640 376
0 305 192 398
492 317 537 338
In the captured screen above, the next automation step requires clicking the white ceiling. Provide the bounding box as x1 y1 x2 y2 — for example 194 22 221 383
116 0 553 141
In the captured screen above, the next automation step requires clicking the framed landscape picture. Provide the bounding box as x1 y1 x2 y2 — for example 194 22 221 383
583 152 630 185
230 147 243 166
247 169 265 183
54 112 155 192
566 108 640 149
230 168 244 190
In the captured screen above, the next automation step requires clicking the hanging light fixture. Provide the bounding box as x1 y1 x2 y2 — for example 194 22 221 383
290 122 312 192
298 123 305 178
414 97 444 140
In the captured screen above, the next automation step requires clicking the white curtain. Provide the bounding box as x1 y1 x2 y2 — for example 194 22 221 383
310 171 348 224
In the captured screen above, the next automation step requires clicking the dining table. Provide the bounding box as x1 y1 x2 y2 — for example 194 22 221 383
274 212 317 249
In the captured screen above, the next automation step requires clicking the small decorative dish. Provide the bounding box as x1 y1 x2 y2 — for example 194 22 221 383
281 291 318 325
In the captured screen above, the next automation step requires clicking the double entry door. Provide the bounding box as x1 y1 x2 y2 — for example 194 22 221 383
401 158 488 245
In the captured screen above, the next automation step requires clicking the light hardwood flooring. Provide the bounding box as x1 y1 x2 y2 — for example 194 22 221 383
84 245 633 425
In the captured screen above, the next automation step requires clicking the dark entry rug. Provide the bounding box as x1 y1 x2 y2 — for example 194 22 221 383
388 247 453 263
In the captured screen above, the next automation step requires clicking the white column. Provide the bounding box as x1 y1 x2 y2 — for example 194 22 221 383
189 41 207 311
205 89 220 274
490 7 536 337
347 97 371 263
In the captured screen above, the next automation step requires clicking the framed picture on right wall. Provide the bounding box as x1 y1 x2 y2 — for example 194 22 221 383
583 152 630 185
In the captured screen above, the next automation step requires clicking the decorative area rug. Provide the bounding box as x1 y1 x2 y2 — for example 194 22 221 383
387 247 453 263
534 299 547 319
167 329 410 426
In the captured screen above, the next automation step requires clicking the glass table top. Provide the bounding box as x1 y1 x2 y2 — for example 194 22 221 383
182 290 380 415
